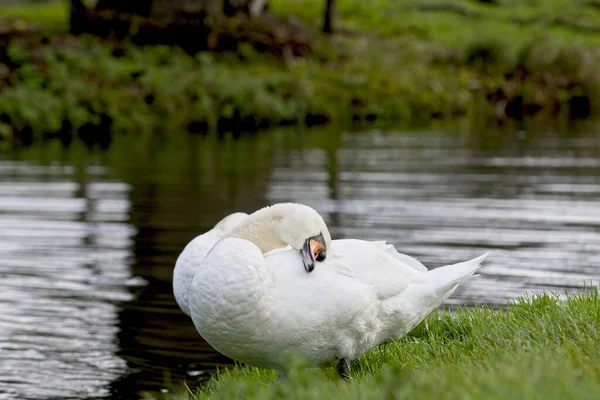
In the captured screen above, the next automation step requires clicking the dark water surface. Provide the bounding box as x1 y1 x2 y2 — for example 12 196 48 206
1 123 600 399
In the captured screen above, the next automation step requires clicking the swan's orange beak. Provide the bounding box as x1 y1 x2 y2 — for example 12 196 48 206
301 233 327 273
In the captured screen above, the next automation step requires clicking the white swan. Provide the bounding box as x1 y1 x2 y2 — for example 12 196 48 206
173 212 248 317
188 203 488 377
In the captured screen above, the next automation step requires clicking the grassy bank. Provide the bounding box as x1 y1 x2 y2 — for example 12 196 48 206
152 289 600 400
1 1 600 143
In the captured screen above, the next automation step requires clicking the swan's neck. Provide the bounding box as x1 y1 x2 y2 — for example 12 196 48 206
225 208 287 253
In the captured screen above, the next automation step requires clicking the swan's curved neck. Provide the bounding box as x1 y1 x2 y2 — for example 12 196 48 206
225 206 286 253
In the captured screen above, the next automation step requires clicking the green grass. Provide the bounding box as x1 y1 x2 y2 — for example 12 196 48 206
0 0 68 31
271 0 600 46
1 0 600 141
150 289 600 400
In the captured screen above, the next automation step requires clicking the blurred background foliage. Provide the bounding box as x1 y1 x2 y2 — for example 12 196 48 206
0 0 599 144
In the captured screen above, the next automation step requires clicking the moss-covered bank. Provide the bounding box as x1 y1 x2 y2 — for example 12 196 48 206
150 289 600 400
1 1 600 144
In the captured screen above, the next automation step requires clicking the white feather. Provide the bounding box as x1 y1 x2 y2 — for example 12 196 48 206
173 212 248 317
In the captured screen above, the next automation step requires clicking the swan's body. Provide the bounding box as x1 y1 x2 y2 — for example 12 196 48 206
187 203 488 374
173 212 248 317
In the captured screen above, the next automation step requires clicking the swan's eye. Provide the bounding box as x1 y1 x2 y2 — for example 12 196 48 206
316 250 326 262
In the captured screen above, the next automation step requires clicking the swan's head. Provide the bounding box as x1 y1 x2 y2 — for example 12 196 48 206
276 204 331 273
227 203 332 273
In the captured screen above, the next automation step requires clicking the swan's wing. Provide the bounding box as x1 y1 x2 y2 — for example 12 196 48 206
174 231 220 316
264 248 377 336
173 212 248 316
325 239 427 300
264 245 293 257
262 239 429 302
177 212 249 279
370 241 428 272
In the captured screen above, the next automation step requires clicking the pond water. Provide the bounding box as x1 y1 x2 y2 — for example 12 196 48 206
1 122 600 399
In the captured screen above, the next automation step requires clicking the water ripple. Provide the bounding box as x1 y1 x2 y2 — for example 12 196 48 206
0 164 136 400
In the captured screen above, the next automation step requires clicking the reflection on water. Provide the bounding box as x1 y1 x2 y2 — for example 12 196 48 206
0 161 136 399
1 122 600 399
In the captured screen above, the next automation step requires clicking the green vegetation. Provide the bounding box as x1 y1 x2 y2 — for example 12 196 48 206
0 0 68 30
1 0 600 142
150 289 600 400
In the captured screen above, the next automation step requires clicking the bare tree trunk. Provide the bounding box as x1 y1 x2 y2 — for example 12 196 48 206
69 0 87 34
323 0 336 34
150 0 225 21
96 0 152 16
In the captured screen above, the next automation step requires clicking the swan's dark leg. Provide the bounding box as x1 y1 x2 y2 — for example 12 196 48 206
337 358 351 380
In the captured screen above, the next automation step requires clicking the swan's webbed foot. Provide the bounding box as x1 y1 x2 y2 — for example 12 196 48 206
337 358 351 380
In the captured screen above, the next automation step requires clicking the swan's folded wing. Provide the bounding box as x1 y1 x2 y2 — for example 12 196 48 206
264 245 293 257
327 239 426 300
173 212 248 317
370 241 428 272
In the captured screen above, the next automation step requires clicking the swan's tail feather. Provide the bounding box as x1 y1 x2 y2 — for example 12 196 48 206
401 252 489 312
381 252 489 342
422 252 489 291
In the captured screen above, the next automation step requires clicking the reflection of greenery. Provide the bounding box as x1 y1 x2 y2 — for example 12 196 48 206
6 128 290 235
158 290 600 400
106 130 281 185
1 0 600 141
